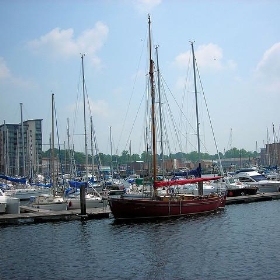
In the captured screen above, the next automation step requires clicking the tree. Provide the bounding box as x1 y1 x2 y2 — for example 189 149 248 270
42 147 259 165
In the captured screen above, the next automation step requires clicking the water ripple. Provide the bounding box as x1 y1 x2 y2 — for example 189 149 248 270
1 201 280 279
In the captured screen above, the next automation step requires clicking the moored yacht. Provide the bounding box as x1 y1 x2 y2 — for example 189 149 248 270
212 176 258 196
234 168 280 193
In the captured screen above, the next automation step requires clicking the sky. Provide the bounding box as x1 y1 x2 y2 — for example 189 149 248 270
0 0 280 157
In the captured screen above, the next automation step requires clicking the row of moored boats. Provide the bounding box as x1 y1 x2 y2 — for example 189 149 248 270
1 167 280 216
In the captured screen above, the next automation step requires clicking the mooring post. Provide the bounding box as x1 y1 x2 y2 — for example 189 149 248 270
80 182 87 216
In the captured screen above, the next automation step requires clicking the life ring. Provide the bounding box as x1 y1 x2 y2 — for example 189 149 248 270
167 188 174 194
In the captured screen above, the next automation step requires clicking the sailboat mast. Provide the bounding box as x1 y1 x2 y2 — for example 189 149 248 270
90 116 95 177
51 93 56 195
81 54 88 181
191 42 203 195
148 15 157 188
4 122 9 176
155 45 164 177
67 118 70 175
16 129 20 175
80 54 87 215
20 103 25 177
191 42 201 162
110 126 113 178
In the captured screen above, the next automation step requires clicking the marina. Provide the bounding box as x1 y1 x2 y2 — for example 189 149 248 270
1 192 280 225
1 2 280 279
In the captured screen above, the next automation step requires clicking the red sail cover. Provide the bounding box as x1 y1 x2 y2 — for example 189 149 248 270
154 176 222 188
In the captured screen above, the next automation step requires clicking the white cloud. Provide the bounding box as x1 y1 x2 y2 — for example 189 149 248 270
226 59 237 71
135 0 162 13
0 57 36 89
90 99 110 117
255 42 280 93
0 57 11 80
256 42 280 73
68 98 110 118
173 43 236 91
27 22 109 66
174 43 224 71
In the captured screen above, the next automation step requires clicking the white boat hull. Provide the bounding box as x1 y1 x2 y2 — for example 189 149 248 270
30 195 67 211
254 182 280 193
31 202 68 211
237 176 280 192
0 202 7 213
0 190 20 214
67 196 107 210
5 188 51 200
235 170 280 193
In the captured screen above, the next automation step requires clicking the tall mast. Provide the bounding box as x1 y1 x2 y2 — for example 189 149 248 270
191 42 203 194
67 118 70 175
148 15 157 190
51 93 55 195
191 42 201 162
20 103 25 176
4 121 9 176
80 54 87 216
16 129 20 175
155 45 164 177
90 116 95 177
110 126 113 178
81 54 88 181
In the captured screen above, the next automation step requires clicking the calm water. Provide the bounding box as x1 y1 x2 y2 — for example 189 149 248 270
1 200 280 280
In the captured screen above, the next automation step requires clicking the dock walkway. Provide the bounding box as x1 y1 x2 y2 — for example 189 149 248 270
0 206 111 225
226 192 280 205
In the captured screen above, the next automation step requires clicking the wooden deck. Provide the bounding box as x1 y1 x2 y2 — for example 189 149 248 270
226 192 280 205
1 192 280 225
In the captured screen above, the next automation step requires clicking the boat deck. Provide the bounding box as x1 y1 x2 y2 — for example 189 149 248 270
1 192 280 225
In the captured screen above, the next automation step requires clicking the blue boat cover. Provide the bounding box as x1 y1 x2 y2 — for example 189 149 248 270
171 166 202 178
0 174 27 184
68 180 87 188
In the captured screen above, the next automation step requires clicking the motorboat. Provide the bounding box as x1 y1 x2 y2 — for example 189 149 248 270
234 168 280 193
212 176 258 196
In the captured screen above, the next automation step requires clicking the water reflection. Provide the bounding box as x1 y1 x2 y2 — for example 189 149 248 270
1 201 280 280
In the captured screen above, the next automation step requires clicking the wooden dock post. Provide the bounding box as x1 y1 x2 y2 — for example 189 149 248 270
80 183 86 216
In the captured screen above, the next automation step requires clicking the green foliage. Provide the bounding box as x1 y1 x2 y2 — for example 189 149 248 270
223 147 257 159
42 147 258 165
